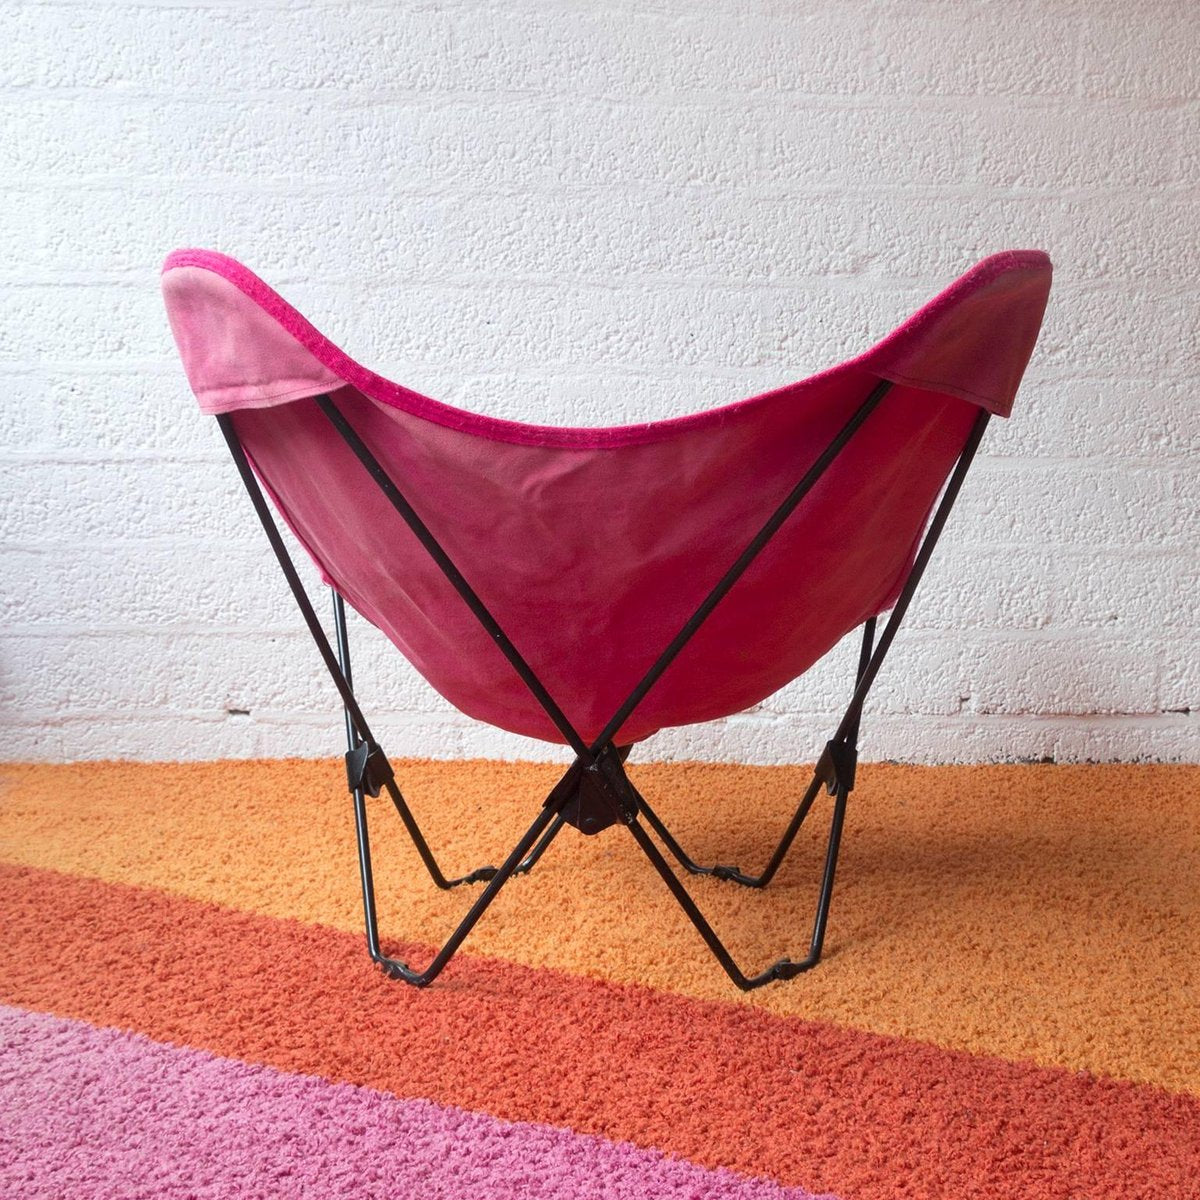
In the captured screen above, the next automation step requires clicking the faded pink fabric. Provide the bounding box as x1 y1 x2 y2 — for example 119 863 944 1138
162 249 1051 745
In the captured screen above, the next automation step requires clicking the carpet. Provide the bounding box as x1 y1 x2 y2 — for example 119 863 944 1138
1 759 1197 1198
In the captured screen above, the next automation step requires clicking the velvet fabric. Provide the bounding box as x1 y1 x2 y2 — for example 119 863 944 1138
162 249 1051 746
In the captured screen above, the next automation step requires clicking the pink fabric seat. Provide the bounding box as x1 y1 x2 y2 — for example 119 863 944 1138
163 249 1050 748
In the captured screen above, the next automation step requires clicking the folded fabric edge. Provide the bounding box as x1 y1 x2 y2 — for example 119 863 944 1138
161 247 1051 442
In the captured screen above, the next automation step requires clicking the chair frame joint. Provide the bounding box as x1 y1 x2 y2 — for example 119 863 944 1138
817 738 858 796
345 742 394 798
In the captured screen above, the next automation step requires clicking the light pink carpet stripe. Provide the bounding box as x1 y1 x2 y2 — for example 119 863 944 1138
0 1005 827 1200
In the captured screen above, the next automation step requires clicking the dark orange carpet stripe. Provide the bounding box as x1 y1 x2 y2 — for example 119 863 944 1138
2 863 1197 1200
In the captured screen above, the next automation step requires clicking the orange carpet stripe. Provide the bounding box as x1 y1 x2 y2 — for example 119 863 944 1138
1 759 1197 1091
2 863 1198 1200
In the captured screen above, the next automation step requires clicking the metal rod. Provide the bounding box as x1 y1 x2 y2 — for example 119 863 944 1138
626 755 852 989
330 589 386 951
513 813 566 875
315 394 593 761
332 590 360 753
350 776 384 958
731 773 827 888
375 785 570 987
636 614 875 887
591 379 893 752
625 818 821 991
220 419 507 903
807 788 848 961
623 405 989 990
334 589 510 892
833 409 991 744
854 615 877 704
217 414 377 749
635 792 710 874
331 589 572 981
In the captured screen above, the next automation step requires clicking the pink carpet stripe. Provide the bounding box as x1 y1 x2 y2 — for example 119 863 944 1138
0 1005 827 1200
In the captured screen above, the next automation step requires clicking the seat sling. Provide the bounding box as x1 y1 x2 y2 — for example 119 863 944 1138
163 248 1052 990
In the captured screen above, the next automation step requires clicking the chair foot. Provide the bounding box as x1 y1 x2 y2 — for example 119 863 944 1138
626 785 849 991
710 863 770 888
729 955 820 990
374 953 434 987
360 801 564 988
444 865 498 886
423 815 562 888
636 778 824 891
763 955 817 984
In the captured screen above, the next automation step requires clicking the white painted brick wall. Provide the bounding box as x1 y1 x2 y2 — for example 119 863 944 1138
1 0 1197 765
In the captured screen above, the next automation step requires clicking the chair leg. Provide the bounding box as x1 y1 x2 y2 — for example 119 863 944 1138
512 813 566 875
355 745 847 990
635 767 827 889
634 617 875 890
353 785 566 987
333 589 558 890
378 775 504 889
625 781 851 991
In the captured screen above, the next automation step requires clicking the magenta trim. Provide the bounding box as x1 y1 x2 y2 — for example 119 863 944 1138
162 248 1050 449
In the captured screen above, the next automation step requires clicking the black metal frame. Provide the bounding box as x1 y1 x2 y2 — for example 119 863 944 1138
216 379 989 990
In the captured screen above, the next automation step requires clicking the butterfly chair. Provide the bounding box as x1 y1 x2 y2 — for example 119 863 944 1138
162 248 1051 990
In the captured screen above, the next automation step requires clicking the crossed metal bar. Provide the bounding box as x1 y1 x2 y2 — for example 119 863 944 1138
216 379 989 990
